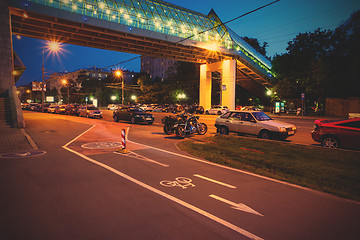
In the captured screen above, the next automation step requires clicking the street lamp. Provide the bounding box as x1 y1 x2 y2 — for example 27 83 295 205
111 95 117 102
41 40 62 112
114 70 124 106
26 89 31 102
62 79 70 104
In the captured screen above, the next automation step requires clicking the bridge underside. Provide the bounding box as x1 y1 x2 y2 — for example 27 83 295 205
10 7 271 96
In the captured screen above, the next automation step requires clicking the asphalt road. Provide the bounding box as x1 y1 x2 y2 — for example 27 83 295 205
0 111 358 240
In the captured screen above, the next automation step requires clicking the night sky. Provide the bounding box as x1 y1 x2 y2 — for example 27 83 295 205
13 0 360 86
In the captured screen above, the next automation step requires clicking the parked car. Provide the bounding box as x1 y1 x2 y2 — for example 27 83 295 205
47 104 58 113
205 106 229 115
21 102 30 110
113 106 154 124
311 117 360 150
29 103 40 111
55 105 67 114
215 110 297 140
65 104 80 116
79 105 103 118
107 104 118 110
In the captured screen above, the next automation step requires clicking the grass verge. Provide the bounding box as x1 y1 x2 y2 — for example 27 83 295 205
177 135 360 201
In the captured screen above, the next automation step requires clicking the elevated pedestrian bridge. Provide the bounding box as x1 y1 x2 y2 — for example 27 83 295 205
7 0 274 109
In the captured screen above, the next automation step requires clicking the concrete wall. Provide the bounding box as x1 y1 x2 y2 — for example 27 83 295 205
0 0 13 96
325 98 360 117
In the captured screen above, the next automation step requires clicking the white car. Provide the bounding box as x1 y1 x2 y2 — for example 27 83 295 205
205 106 228 115
107 104 118 110
215 110 296 140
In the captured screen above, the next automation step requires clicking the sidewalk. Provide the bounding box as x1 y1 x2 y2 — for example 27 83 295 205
266 112 344 121
0 125 34 154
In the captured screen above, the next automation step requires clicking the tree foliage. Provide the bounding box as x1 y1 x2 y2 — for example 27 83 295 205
272 10 360 106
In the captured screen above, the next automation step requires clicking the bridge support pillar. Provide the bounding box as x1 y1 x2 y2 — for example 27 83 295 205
199 59 236 110
0 0 14 96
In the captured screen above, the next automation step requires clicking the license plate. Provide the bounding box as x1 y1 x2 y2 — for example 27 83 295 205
146 118 152 121
288 131 294 135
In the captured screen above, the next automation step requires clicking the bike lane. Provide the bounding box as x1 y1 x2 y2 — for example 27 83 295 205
63 119 360 240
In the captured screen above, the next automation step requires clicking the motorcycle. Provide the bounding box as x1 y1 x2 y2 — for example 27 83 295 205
161 113 188 135
175 114 207 139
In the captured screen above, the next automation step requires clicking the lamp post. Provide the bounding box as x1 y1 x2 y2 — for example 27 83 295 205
26 89 31 102
41 41 62 111
115 70 124 106
62 79 70 104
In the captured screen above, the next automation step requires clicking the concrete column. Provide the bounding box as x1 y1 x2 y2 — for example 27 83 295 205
199 64 212 110
0 0 14 96
221 59 236 110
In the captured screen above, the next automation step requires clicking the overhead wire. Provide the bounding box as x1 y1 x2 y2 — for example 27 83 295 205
100 0 280 70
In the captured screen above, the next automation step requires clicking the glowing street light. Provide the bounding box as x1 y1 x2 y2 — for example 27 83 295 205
111 95 117 101
131 95 137 102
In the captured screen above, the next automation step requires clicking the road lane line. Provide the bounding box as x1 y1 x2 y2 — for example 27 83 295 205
62 137 264 240
113 151 169 167
63 124 96 147
127 140 321 192
194 174 236 189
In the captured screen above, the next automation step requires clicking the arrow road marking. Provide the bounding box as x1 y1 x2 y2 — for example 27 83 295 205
209 194 264 217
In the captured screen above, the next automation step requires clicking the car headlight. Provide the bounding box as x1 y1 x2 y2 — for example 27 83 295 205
279 127 287 132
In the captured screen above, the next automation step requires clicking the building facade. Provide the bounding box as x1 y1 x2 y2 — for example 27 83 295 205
140 56 176 81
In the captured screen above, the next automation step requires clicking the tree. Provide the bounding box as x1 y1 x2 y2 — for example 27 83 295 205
272 10 360 107
165 61 200 103
242 36 268 56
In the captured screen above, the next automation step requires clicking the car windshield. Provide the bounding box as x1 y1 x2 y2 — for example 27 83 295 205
87 106 96 110
252 112 272 121
129 107 143 112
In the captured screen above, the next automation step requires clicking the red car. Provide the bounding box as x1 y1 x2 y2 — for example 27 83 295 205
311 117 360 150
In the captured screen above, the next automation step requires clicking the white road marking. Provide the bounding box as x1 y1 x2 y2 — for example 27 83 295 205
209 194 264 217
128 140 320 192
62 127 264 240
63 124 96 147
114 151 169 167
194 174 236 189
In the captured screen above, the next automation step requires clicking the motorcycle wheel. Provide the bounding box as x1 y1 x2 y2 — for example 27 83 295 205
197 123 207 135
163 124 174 135
176 125 186 139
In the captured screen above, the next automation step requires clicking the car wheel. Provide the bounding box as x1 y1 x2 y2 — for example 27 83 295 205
148 121 153 125
130 116 136 124
205 111 209 115
258 130 271 139
219 126 229 135
217 111 221 115
321 136 339 149
113 115 119 122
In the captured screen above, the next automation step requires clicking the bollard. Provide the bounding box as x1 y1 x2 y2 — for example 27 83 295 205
121 128 126 149
116 128 129 154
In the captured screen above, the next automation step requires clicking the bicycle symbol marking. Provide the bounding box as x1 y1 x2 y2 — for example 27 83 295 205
160 177 195 189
